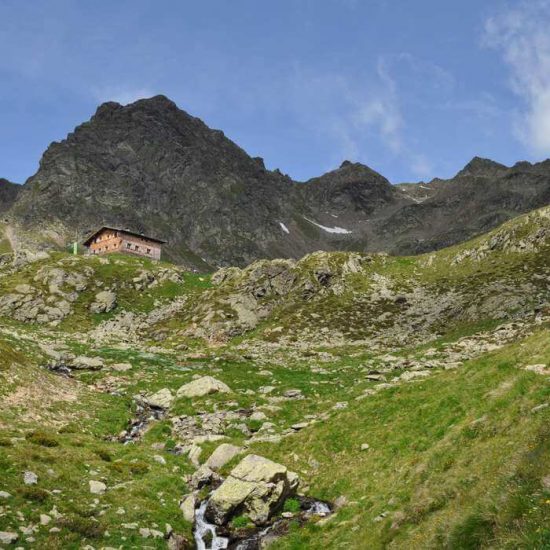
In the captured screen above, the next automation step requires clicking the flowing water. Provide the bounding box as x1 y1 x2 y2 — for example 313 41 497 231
194 500 229 550
193 497 331 550
305 501 331 516
119 404 165 444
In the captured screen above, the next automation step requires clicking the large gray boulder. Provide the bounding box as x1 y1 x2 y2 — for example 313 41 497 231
72 356 104 370
205 454 299 525
144 388 174 409
205 443 242 471
176 376 232 398
90 290 117 314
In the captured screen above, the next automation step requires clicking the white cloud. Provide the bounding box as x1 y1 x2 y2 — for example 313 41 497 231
484 0 550 154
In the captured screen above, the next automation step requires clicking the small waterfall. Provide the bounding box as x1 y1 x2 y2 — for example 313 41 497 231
194 500 229 550
306 501 331 516
192 497 332 549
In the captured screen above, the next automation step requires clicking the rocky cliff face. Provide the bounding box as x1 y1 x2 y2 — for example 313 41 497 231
7 95 550 268
0 179 21 216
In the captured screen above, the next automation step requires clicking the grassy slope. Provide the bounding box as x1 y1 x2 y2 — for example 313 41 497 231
257 328 550 549
0 208 549 548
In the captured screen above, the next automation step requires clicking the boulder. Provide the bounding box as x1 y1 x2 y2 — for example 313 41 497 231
111 362 133 372
205 443 243 471
189 465 218 490
205 454 299 525
176 376 232 398
72 356 104 370
0 531 18 545
90 290 117 314
15 283 34 294
89 480 107 494
180 494 197 522
144 388 174 409
23 471 38 485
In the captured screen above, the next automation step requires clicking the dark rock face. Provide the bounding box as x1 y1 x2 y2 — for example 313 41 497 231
7 95 550 267
0 179 21 216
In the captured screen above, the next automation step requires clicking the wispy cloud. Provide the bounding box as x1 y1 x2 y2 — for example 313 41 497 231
484 0 550 155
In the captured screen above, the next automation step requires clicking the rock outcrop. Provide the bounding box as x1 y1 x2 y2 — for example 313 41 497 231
205 455 299 525
89 290 117 313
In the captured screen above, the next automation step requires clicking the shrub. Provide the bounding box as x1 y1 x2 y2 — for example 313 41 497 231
59 423 79 434
447 513 495 549
231 515 251 529
26 430 59 447
110 459 149 475
95 449 112 462
283 497 301 514
19 487 49 502
247 419 263 433
59 516 105 538
0 437 12 447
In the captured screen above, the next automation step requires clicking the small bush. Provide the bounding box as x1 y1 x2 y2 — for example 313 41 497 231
447 513 494 549
59 423 79 434
95 449 112 462
19 486 49 502
0 437 13 447
247 419 263 433
59 516 105 538
231 515 251 529
164 437 177 451
283 498 301 514
26 430 59 447
129 460 150 475
110 460 149 475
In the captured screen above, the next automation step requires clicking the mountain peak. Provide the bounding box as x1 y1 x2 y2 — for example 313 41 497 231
456 156 508 178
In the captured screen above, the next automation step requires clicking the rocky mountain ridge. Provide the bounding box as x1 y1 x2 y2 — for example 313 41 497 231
4 95 550 268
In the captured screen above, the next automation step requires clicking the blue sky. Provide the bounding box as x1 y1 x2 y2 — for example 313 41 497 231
1 0 549 184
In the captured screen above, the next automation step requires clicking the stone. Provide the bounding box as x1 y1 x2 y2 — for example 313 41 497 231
167 533 192 550
531 403 549 413
89 480 107 494
153 455 167 465
188 444 202 468
23 471 38 485
291 422 309 431
72 355 104 370
524 364 550 375
399 371 431 381
0 532 18 545
176 376 232 398
189 465 217 490
15 284 34 294
250 411 267 421
205 443 243 471
90 291 117 314
180 494 196 522
111 362 133 372
360 443 370 451
205 454 299 526
139 527 164 538
144 388 174 409
283 389 303 399
0 491 11 499
40 514 52 526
